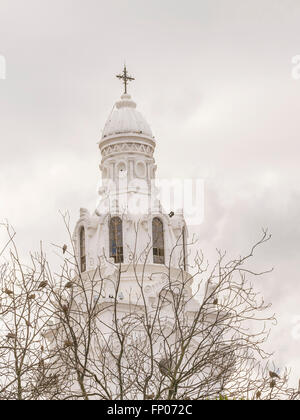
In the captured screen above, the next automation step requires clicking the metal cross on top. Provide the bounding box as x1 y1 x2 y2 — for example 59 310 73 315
116 65 135 94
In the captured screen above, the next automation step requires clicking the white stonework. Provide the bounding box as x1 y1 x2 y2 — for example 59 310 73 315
43 86 220 401
68 93 202 387
73 92 188 275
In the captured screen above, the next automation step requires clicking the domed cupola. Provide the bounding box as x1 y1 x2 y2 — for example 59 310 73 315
98 66 156 164
102 93 153 139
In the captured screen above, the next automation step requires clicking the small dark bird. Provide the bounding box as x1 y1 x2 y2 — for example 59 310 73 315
65 282 73 289
38 281 48 289
270 380 276 389
41 345 44 352
64 340 73 348
28 294 36 300
168 211 175 218
213 299 218 305
109 295 114 299
256 391 261 399
26 321 32 328
159 358 172 376
62 304 69 313
63 244 68 254
269 371 280 379
6 333 16 340
4 288 13 296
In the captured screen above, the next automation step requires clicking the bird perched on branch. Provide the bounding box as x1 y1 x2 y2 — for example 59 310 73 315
4 288 13 296
62 244 67 254
28 294 36 300
269 371 280 379
65 282 73 289
159 358 172 376
62 304 69 313
38 281 48 289
6 333 16 340
213 299 218 305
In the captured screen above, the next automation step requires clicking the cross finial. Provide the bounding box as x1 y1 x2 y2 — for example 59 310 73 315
116 65 135 94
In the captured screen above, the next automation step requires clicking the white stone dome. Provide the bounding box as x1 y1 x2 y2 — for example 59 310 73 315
102 94 153 139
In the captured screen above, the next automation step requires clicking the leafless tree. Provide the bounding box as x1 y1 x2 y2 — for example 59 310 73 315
0 220 299 400
0 223 71 400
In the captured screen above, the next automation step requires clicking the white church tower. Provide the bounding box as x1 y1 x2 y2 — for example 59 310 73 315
72 67 189 288
43 68 210 400
42 69 222 401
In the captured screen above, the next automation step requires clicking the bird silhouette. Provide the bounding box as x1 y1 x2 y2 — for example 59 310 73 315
63 244 68 254
4 288 13 296
213 299 218 305
65 282 73 289
38 281 48 289
6 333 16 340
269 371 280 379
28 294 36 300
159 358 172 376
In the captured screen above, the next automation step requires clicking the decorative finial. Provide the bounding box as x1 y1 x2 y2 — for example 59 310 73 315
116 65 135 94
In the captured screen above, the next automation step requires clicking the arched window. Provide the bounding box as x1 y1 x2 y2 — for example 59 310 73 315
109 217 123 263
152 218 165 264
80 227 86 273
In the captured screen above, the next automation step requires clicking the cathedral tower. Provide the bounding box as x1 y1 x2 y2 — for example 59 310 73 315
73 67 188 280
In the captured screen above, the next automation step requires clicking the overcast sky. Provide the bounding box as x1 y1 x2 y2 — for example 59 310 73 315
1 0 300 386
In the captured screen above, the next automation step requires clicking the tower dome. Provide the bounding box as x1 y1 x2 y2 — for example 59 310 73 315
102 93 153 140
99 92 156 163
